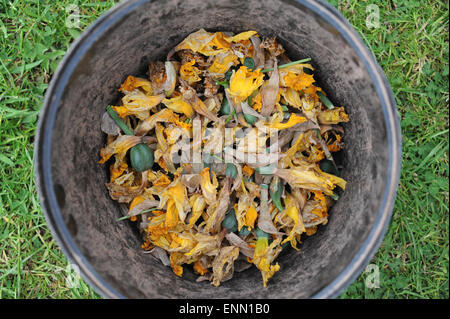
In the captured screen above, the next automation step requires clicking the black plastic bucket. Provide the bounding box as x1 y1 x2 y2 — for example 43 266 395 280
35 0 401 298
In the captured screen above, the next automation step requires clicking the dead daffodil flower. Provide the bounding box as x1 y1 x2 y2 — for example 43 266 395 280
162 94 195 118
179 59 202 85
227 66 264 103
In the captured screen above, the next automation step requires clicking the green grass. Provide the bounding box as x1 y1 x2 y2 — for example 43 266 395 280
0 0 448 299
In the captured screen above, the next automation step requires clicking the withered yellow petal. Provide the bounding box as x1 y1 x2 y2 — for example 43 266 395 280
208 52 239 76
283 72 315 91
270 113 307 130
193 261 208 275
98 135 141 164
119 75 152 94
180 59 202 85
227 66 264 102
281 87 302 110
245 206 258 229
200 167 219 205
317 107 350 124
129 195 146 212
225 31 258 43
162 95 195 118
109 162 128 182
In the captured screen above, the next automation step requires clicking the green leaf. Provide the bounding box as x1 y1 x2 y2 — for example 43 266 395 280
10 59 43 74
67 28 81 40
0 154 14 166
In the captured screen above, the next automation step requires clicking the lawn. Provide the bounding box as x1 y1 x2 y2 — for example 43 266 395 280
0 0 448 299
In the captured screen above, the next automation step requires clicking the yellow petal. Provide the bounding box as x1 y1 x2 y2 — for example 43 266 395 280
170 253 184 277
135 108 180 136
227 66 264 102
283 72 315 91
317 107 349 124
176 29 229 56
193 261 208 275
251 93 262 112
200 167 219 205
312 191 328 216
245 206 258 230
165 199 179 229
281 87 302 110
252 237 281 287
280 63 314 75
208 52 239 76
162 181 189 224
119 75 153 94
181 86 219 122
270 113 307 130
305 226 318 236
162 94 195 118
98 135 141 164
109 162 128 182
180 59 202 85
153 173 171 188
242 164 254 178
225 31 258 43
129 195 146 211
280 194 305 249
303 85 322 102
275 166 346 195
321 171 347 190
175 29 216 53
116 91 165 120
188 194 206 228
122 91 165 108
209 32 232 50
327 134 342 152
235 194 253 231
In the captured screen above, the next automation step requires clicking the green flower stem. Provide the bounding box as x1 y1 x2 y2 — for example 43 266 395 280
225 108 236 124
116 208 158 222
318 91 335 109
261 58 312 73
106 105 134 135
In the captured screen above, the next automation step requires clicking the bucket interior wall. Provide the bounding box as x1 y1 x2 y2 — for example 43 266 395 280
49 0 389 298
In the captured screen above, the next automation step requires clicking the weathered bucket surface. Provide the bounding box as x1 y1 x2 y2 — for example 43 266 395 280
35 0 401 298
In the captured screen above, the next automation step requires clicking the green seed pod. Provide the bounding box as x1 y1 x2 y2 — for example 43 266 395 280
225 70 233 81
255 227 270 239
226 163 238 178
220 97 231 115
130 143 154 172
255 163 277 175
320 159 338 175
243 112 258 125
244 57 256 70
239 226 251 237
269 177 284 212
222 209 238 232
